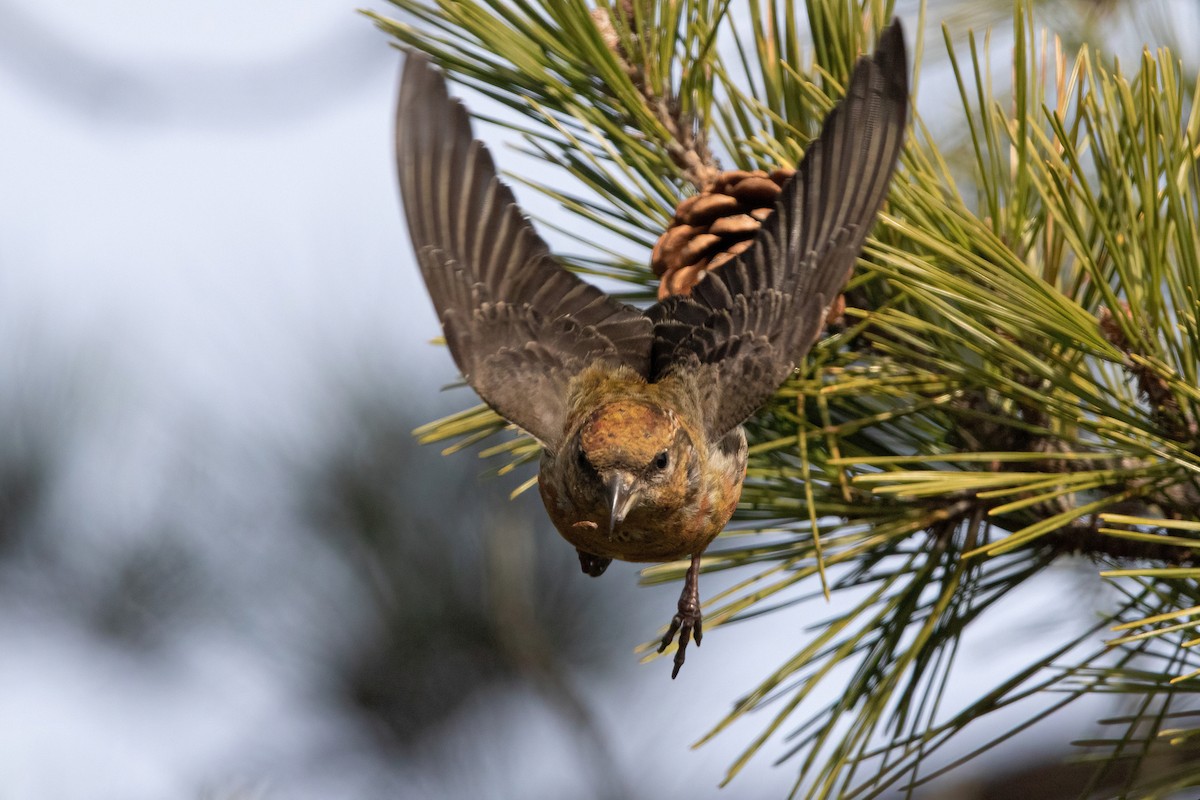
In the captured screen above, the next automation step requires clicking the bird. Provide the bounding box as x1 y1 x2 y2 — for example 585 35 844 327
395 21 908 678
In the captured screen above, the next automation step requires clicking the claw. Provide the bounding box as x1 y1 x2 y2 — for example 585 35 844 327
657 553 703 679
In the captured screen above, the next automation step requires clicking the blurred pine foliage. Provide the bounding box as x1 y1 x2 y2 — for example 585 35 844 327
369 0 1200 795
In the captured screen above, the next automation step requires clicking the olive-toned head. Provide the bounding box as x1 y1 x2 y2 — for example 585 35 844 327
570 400 697 537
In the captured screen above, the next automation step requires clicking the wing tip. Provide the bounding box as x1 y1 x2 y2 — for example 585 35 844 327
873 19 910 107
395 50 486 187
397 50 448 126
846 18 908 113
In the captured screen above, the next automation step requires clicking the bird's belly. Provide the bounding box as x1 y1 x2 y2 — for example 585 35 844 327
563 516 715 562
540 485 734 563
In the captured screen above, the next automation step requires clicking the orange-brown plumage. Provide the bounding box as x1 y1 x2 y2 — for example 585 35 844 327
537 365 747 565
395 22 909 677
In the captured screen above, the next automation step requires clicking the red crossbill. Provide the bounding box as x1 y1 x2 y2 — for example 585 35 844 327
395 21 908 677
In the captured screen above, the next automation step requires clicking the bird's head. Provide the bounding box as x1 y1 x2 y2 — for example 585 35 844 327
570 399 697 536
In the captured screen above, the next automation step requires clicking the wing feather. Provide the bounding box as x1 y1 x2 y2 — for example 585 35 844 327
648 20 909 439
396 55 653 450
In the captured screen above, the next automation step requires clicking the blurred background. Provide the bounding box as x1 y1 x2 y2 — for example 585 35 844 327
1 2 1195 799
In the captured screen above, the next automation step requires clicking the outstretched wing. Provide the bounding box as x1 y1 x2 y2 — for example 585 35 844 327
648 20 908 439
396 54 653 451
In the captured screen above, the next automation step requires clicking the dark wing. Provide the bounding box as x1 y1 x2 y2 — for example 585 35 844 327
396 54 653 451
648 20 908 439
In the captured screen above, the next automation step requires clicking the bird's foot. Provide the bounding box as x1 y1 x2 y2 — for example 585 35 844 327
657 553 703 679
578 550 611 577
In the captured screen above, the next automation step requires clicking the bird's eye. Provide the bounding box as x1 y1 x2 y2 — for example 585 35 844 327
577 449 590 469
653 450 670 470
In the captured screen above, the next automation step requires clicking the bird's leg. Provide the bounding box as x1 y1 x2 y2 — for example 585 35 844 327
658 553 703 678
578 550 612 577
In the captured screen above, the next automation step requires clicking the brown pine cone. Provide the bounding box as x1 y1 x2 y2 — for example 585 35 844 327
651 168 795 300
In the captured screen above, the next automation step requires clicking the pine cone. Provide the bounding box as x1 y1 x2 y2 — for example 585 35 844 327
651 168 795 300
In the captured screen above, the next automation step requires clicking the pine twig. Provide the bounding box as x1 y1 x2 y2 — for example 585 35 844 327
591 3 721 189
